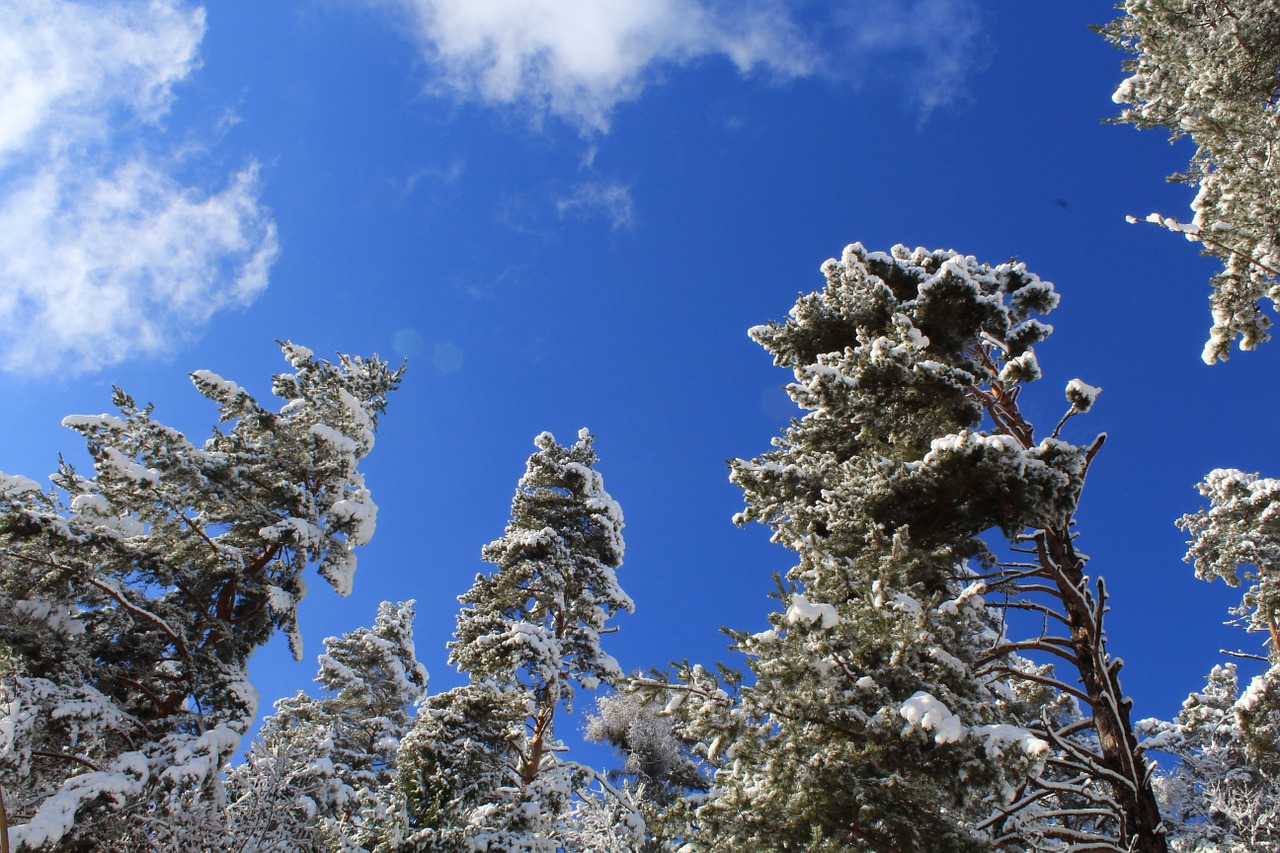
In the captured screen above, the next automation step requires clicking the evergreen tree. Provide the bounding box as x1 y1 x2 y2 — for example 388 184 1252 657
1103 4 1280 840
1137 467 1280 851
657 244 1166 851
226 599 429 852
1140 665 1280 852
384 429 634 850
0 342 401 850
381 683 533 852
1103 0 1280 363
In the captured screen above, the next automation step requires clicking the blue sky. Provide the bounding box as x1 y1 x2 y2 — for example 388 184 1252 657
2 0 1275 755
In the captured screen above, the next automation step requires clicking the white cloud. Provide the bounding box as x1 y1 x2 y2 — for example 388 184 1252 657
556 182 634 230
0 0 278 376
368 0 813 132
0 161 276 374
367 0 984 132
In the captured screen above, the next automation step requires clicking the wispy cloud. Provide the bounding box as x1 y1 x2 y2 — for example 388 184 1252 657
556 181 634 230
365 0 985 132
0 0 277 376
402 158 466 197
838 0 985 118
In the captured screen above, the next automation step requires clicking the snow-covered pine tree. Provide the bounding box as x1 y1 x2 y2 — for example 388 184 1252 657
385 429 633 851
226 599 429 852
658 244 1165 851
381 682 533 852
1179 469 1280 667
1104 5 1280 837
1102 0 1280 364
1138 468 1280 850
0 342 401 851
1139 664 1280 852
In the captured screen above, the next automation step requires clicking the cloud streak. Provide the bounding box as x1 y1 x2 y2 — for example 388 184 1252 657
556 182 634 230
0 0 277 376
839 0 985 117
367 0 984 132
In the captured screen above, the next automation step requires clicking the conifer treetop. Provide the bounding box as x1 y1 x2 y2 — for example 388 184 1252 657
451 428 631 701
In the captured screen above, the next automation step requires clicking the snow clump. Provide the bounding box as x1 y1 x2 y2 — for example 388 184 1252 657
1065 378 1100 412
899 691 966 744
785 593 839 629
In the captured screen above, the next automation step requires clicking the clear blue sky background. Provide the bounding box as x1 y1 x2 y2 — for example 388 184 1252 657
2 0 1275 760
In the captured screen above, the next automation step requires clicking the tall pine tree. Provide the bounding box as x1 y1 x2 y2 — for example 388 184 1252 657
384 429 634 851
657 244 1166 852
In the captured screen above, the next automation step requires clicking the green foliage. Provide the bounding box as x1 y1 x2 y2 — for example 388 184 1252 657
733 244 1065 557
451 429 631 702
382 684 529 853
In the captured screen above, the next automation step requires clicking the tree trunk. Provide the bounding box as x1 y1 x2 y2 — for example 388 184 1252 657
1041 526 1167 853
